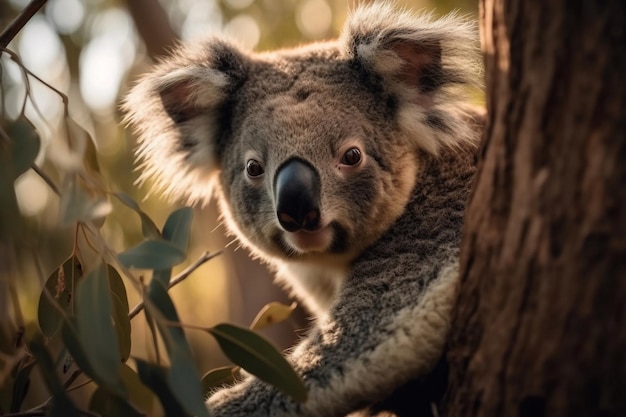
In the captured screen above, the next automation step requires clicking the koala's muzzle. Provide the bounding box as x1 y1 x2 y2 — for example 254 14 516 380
274 159 321 232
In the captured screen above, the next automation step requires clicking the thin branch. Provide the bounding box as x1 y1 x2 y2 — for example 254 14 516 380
62 369 82 389
0 0 47 49
66 376 93 392
31 164 60 196
128 250 222 320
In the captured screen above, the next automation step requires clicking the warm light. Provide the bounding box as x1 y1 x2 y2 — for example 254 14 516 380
79 8 136 113
15 170 50 216
48 0 86 34
224 14 260 49
17 16 64 77
296 0 332 39
181 1 223 41
224 0 255 10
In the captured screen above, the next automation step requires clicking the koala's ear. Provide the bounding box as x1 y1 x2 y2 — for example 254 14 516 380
123 39 248 204
340 4 483 154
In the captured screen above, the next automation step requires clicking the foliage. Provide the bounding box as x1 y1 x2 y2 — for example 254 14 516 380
0 3 305 416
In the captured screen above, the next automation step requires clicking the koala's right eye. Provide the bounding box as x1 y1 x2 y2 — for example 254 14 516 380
246 160 265 178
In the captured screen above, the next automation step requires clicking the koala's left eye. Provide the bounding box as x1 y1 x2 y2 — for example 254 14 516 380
341 147 362 166
246 160 265 177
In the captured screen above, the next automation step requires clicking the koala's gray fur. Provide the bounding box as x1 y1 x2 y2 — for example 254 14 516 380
124 3 483 416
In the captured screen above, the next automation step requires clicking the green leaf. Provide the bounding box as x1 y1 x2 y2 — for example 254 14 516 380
119 363 157 415
135 358 190 417
0 152 20 243
8 118 40 179
201 366 238 396
38 256 82 338
75 263 125 397
89 388 144 417
107 265 129 311
82 126 101 175
250 302 297 330
111 292 131 362
162 207 193 252
107 265 131 361
152 268 172 288
10 360 36 412
208 324 307 402
114 192 161 239
147 281 208 417
118 239 185 270
59 176 112 225
61 319 98 378
29 337 80 417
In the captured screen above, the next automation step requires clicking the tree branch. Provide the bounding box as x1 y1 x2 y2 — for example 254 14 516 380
128 250 222 320
0 0 47 49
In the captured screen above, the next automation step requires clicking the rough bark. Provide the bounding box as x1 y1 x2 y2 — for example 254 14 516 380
445 1 626 417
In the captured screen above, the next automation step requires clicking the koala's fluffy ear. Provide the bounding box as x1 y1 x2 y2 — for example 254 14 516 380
123 39 248 204
340 4 483 154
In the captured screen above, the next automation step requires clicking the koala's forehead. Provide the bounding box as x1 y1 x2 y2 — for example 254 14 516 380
225 47 395 153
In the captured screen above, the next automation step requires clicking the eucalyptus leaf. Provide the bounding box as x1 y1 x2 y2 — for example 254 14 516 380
147 281 208 417
38 256 82 338
119 363 157 415
152 268 172 288
82 126 101 174
89 388 144 417
107 265 129 311
61 319 98 378
75 263 125 397
111 292 131 362
59 177 112 225
118 239 185 270
135 358 190 417
162 207 193 252
107 265 131 361
0 153 20 243
114 192 161 239
10 360 36 412
208 324 307 402
250 302 297 330
8 118 40 179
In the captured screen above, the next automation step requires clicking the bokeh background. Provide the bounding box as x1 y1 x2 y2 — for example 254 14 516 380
1 0 477 409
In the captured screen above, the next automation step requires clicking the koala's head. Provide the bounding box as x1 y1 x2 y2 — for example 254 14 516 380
124 4 481 264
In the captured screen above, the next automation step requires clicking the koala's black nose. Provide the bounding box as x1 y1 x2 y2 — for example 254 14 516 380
274 158 321 232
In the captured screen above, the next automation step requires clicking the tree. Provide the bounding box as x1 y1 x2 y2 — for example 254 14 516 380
445 1 626 416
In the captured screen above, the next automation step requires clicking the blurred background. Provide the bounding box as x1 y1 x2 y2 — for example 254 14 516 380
1 0 477 409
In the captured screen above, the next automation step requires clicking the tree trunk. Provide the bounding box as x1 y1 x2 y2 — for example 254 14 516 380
444 1 626 417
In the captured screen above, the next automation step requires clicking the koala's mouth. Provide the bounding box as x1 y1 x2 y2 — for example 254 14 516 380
283 225 334 254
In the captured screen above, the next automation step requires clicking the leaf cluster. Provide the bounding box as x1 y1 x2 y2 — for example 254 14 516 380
0 3 306 416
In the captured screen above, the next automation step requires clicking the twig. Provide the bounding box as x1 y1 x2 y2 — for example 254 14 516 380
31 164 60 196
62 369 82 389
66 376 93 392
0 0 47 49
128 250 222 320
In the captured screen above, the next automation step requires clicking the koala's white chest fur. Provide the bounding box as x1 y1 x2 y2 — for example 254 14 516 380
274 258 350 317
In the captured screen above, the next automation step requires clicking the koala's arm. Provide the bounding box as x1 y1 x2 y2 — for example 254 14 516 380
206 250 459 417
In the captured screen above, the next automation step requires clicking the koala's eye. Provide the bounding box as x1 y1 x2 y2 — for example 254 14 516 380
341 147 362 166
246 160 265 177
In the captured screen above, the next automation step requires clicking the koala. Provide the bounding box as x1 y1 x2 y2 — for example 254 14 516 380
124 3 483 417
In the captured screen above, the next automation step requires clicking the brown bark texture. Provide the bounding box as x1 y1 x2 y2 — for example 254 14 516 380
444 1 626 417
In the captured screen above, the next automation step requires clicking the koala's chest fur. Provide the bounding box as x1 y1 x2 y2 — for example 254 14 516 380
276 259 349 316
